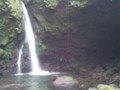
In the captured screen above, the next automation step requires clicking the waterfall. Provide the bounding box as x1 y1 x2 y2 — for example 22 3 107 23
21 1 41 74
17 44 24 75
16 1 57 75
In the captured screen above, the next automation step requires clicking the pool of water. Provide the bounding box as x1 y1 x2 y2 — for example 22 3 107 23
0 75 76 90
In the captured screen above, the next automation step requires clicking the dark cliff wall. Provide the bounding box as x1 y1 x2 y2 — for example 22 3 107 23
21 0 120 72
0 0 118 74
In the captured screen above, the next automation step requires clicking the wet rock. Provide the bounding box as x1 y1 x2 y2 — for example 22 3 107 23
53 76 78 87
0 80 28 89
1 84 28 89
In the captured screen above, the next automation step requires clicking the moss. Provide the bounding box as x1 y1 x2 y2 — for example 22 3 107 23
0 0 22 58
34 0 92 9
69 0 89 8
65 76 74 81
89 84 120 90
1 37 9 45
44 0 58 9
33 11 63 34
37 40 47 54
6 0 22 18
98 84 114 90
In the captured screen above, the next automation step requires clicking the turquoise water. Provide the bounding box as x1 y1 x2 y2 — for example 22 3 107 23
0 75 75 90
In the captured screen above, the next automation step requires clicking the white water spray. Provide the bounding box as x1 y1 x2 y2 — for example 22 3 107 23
16 1 58 75
21 1 41 74
17 44 24 75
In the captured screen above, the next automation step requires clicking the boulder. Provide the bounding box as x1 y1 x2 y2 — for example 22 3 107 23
53 76 78 87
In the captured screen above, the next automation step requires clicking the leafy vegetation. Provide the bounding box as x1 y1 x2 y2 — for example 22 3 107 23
6 0 22 18
43 0 58 9
69 0 89 7
0 0 22 58
89 84 120 90
34 0 92 8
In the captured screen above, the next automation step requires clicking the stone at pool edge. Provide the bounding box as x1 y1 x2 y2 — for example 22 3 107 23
52 76 78 87
0 83 28 89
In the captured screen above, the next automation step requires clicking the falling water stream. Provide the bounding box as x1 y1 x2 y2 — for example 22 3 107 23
17 1 56 75
17 44 24 75
20 1 41 75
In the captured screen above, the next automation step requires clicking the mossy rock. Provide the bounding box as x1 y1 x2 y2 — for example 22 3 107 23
89 84 120 90
53 76 78 87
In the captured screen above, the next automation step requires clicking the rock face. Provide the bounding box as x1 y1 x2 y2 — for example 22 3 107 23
22 0 120 72
0 0 22 75
1 0 120 74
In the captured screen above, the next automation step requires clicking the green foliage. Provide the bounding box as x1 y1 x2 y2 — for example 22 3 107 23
3 43 14 58
0 0 22 58
34 0 90 8
6 0 22 18
1 37 9 45
43 0 58 9
37 40 47 54
89 84 120 90
98 85 114 90
69 0 89 8
0 48 4 55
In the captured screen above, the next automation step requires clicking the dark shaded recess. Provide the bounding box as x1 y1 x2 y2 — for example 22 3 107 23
26 0 33 8
87 0 120 64
42 0 120 66
22 0 120 73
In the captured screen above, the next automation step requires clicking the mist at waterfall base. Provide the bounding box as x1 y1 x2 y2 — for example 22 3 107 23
16 1 58 76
